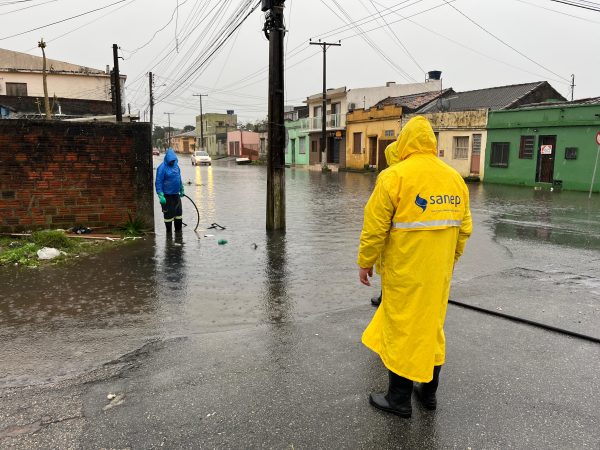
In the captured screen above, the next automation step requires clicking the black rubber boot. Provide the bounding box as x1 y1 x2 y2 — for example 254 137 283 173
165 221 173 234
370 291 382 307
369 370 413 418
415 365 441 410
174 218 183 233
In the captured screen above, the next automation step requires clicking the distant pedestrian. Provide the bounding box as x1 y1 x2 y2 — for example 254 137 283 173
358 116 472 418
155 148 185 234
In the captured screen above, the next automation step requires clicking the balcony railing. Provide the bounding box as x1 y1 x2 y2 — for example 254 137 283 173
302 114 346 131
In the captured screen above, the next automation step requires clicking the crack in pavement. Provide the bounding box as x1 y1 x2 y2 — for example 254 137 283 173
0 414 83 441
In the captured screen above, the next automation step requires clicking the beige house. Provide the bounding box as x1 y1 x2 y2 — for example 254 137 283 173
407 82 566 179
0 48 124 102
196 111 237 156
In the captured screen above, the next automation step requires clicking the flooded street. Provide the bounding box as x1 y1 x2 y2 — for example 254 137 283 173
1 157 599 448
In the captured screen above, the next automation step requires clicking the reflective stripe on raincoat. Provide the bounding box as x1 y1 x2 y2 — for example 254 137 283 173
358 116 472 383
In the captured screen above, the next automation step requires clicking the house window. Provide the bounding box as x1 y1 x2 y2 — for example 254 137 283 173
472 134 482 155
314 106 322 118
565 147 578 160
311 140 318 153
5 82 27 96
384 130 394 137
490 142 510 168
299 136 306 154
519 136 535 159
353 132 362 154
453 136 469 159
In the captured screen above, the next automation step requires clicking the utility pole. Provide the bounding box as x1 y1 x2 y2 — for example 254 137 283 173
263 0 286 231
570 74 576 101
164 112 174 148
309 39 341 168
113 44 123 122
193 93 208 150
149 72 154 136
37 38 51 120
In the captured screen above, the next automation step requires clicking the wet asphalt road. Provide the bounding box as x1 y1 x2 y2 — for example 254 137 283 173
1 156 599 448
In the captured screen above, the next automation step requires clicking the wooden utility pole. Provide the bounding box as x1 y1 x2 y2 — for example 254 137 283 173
113 44 122 122
309 39 341 168
164 112 174 147
193 93 208 150
263 0 286 231
37 38 52 120
149 72 154 133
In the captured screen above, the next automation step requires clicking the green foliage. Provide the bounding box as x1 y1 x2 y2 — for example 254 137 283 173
31 230 74 250
182 125 195 132
0 243 40 266
119 214 147 236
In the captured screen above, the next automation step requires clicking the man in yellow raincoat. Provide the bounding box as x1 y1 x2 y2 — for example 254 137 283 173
358 116 472 418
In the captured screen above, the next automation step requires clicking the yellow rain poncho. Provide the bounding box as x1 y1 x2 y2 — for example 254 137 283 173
358 116 472 383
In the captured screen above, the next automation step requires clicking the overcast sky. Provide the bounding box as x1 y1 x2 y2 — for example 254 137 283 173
2 0 599 128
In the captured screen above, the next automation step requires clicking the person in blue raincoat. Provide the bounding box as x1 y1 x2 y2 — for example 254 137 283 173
155 148 185 234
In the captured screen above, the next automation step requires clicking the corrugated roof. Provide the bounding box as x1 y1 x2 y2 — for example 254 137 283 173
516 96 600 109
172 130 197 138
375 89 453 112
419 82 548 113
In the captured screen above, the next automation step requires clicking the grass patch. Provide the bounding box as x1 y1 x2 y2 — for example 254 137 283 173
0 230 138 268
31 230 75 249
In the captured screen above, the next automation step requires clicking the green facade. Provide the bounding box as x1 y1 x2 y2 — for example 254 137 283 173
484 103 600 192
285 119 310 166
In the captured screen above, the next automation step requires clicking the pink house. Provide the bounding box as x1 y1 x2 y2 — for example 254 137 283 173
227 130 260 161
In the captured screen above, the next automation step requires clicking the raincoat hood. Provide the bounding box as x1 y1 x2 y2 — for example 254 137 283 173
395 116 437 162
164 147 178 165
384 142 400 166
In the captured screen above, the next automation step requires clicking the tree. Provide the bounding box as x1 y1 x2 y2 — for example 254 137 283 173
182 125 195 132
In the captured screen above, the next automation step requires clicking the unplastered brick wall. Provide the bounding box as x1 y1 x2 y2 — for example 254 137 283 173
0 120 153 233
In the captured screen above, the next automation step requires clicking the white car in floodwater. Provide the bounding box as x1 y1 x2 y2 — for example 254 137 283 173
192 150 212 166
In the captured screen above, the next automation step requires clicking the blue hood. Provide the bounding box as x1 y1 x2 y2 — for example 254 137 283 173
164 147 178 165
155 147 182 195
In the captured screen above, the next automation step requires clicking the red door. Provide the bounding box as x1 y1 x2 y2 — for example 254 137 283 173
470 133 481 174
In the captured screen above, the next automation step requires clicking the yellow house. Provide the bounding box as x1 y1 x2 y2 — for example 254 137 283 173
172 130 197 154
345 90 448 170
345 104 401 170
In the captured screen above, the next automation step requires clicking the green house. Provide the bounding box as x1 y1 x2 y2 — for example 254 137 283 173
484 98 600 192
285 117 310 166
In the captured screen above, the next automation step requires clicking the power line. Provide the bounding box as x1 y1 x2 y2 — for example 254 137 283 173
548 0 600 11
516 0 600 22
0 0 57 16
0 0 127 41
440 0 570 82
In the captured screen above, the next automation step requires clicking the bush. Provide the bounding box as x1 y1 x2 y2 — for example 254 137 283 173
119 214 147 236
31 230 74 250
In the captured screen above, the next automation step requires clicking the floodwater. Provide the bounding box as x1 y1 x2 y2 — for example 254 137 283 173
1 157 599 387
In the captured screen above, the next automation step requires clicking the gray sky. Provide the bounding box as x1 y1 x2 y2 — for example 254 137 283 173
2 0 599 129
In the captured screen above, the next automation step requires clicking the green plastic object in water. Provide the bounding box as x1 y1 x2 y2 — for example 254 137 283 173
218 239 228 245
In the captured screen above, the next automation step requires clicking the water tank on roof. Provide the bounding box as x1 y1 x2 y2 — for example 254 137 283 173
427 70 442 81
227 110 234 115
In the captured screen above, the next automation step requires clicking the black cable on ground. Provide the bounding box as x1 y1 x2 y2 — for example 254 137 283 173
183 194 200 232
449 299 600 344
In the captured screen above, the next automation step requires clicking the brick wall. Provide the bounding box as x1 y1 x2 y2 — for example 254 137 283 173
0 120 153 233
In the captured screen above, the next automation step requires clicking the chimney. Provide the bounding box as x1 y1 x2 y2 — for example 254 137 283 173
386 81 396 87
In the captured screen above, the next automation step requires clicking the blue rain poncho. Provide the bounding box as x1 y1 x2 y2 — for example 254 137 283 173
155 148 183 195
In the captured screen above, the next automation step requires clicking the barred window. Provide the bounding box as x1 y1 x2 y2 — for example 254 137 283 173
453 136 469 160
519 136 535 159
490 142 510 168
299 136 306 154
384 129 394 137
472 134 482 155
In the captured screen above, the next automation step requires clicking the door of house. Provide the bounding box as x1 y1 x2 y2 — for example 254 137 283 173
369 136 377 166
536 135 556 183
378 140 394 171
328 137 340 163
470 133 481 174
291 139 296 165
